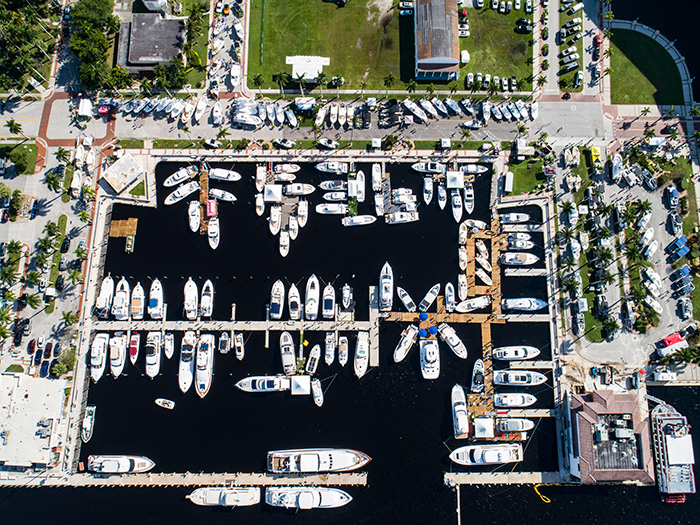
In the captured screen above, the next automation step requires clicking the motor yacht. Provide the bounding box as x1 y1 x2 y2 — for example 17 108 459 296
267 448 371 473
235 374 292 393
209 168 242 182
342 284 353 310
269 205 281 236
494 370 547 386
324 332 336 365
501 298 548 311
233 332 245 361
341 215 376 227
475 268 492 286
188 201 201 232
195 334 214 398
148 278 164 320
111 277 130 320
493 345 541 360
420 339 440 380
207 216 220 250
128 333 140 365
109 332 127 378
305 344 321 375
95 275 114 318
305 275 320 320
455 295 492 313
145 331 161 379
449 444 523 466
379 262 394 311
264 487 352 510
418 283 441 312
164 165 197 187
130 282 145 320
437 323 467 359
386 211 420 224
270 279 285 320
471 359 485 393
186 487 260 507
81 406 96 443
393 324 418 363
458 274 468 301
451 189 463 223
179 331 196 393
499 212 530 224
494 393 537 407
397 286 417 312
87 455 155 474
279 230 290 258
338 336 349 367
255 193 265 217
500 252 539 265
316 162 348 175
280 331 296 375
200 280 214 317
322 283 335 319
209 188 237 202
463 182 474 215
164 181 200 205
284 183 315 196
90 333 109 382
354 331 369 378
411 161 445 174
288 284 301 320
452 385 469 438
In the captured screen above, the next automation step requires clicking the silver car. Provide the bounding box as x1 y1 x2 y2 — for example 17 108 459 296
561 53 580 64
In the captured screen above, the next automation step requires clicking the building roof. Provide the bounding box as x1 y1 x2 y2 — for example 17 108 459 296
569 390 655 484
102 153 144 194
128 13 185 66
415 0 460 73
285 56 330 82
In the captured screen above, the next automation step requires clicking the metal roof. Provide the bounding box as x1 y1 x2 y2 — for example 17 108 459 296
415 0 459 68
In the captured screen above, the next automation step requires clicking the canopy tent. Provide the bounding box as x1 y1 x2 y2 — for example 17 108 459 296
294 97 316 111
263 184 283 203
290 375 311 396
446 171 464 189
473 417 494 438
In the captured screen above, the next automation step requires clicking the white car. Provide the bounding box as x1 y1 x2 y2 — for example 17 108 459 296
515 0 521 8
525 0 532 13
574 70 584 88
570 32 583 43
561 53 580 64
491 0 498 8
467 72 474 87
459 29 470 37
459 23 470 31
566 25 582 36
483 74 491 89
561 45 577 56
542 0 548 5
215 1 223 14
399 1 414 8
475 0 484 6
564 17 582 29
499 1 505 13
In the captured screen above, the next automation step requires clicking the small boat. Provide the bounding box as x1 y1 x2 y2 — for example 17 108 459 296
229 63 242 89
145 331 161 379
494 393 537 408
461 163 488 174
515 100 528 120
459 246 467 271
187 487 261 507
374 195 385 216
341 215 376 227
386 211 420 224
379 262 394 312
431 96 448 115
231 114 263 128
164 332 174 360
329 103 338 125
128 333 140 365
87 455 155 474
342 284 353 310
501 298 548 311
95 275 114 318
255 165 266 192
288 284 301 320
315 105 328 127
274 163 301 174
418 283 440 312
181 100 195 123
372 163 382 191
164 165 197 187
461 98 475 115
324 332 336 365
289 215 299 240
451 189 463 223
403 98 428 121
111 277 130 320
184 278 199 320
195 334 214 398
355 170 366 202
493 345 540 360
500 252 539 266
280 331 296 375
463 182 474 215
209 168 242 182
218 332 230 354
456 295 492 313
212 101 224 126
193 97 208 123
459 222 468 245
297 199 308 228
170 99 185 118
393 324 419 363
509 232 532 242
311 378 324 407
209 188 237 202
354 331 369 379
109 333 127 378
437 183 447 210
482 101 491 122
320 180 347 191
494 370 547 386
338 104 347 126
419 98 439 119
130 282 145 320
188 201 201 232
207 216 220 250
500 212 530 224
305 275 320 320
510 239 535 250
285 108 298 127
530 101 539 120
338 336 349 367
81 406 96 443
445 282 456 312
323 191 347 201
458 274 468 301
476 255 492 273
284 183 315 197
475 268 492 286
275 103 285 126
397 286 417 312
155 398 175 410
322 283 335 319
148 278 164 320
437 323 467 359
265 487 352 510
316 161 348 174
471 359 485 393
255 193 265 216
279 230 290 258
452 385 469 438
235 374 292 393
270 279 285 320
464 219 488 231
491 105 503 121
316 203 348 215
420 339 440 380
449 444 523 466
423 176 434 205
164 181 200 205
412 161 445 174
305 344 321 375
200 280 214 317
445 97 462 115
475 239 489 259
498 418 535 433
269 205 281 235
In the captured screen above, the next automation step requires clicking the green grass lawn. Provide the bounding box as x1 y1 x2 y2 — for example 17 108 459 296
129 181 146 196
5 364 23 373
181 0 208 88
509 157 545 195
579 250 604 343
459 5 534 91
247 0 401 92
0 142 38 175
572 147 593 204
117 139 145 149
610 29 684 105
45 214 68 315
62 165 74 203
557 9 584 92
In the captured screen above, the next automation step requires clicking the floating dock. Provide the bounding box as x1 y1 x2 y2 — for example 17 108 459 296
445 471 561 486
109 218 138 237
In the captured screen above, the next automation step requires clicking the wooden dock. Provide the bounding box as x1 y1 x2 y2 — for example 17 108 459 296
444 471 560 486
198 168 209 235
109 218 138 237
504 268 548 277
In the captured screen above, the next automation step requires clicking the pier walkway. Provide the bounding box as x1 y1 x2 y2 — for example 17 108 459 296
508 360 553 369
445 471 560 485
504 268 548 277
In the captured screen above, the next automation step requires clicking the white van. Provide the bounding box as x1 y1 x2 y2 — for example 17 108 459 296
569 2 584 14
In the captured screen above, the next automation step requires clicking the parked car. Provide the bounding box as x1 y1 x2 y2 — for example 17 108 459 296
561 53 580 64
215 1 224 14
22 318 31 336
670 212 682 235
34 350 42 366
61 237 70 253
680 323 697 338
679 298 692 320
475 0 484 6
569 32 583 44
573 71 584 88
28 339 35 354
49 359 60 378
510 75 517 91
594 34 602 47
670 265 691 282
561 62 580 73
30 200 37 219
466 72 474 88
564 17 582 29
40 361 49 377
665 185 679 209
43 343 52 360
53 342 61 358
525 0 532 13
505 1 512 13
55 275 65 292
483 74 491 89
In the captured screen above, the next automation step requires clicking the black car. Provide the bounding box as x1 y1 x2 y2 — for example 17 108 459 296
30 200 37 219
232 3 243 17
13 329 22 346
49 359 59 378
40 361 49 377
61 237 70 253
55 275 64 292
0 242 5 257
22 318 31 336
592 47 600 61
43 343 52 360
34 350 42 366
680 323 698 338
53 342 61 358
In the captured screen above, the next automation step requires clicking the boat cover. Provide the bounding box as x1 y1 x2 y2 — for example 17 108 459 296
206 199 217 217
473 417 494 438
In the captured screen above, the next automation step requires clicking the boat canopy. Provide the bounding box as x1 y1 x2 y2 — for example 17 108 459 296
300 455 321 471
294 97 315 110
264 184 283 202
473 417 494 438
446 171 464 189
664 333 683 347
206 199 217 217
291 375 311 395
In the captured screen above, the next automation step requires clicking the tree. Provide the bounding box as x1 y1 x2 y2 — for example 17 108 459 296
68 268 84 285
6 240 22 256
26 270 41 286
4 118 22 136
52 362 68 377
78 210 91 223
406 79 417 94
516 123 529 137
597 247 614 267
295 73 308 97
604 10 615 20
641 107 651 117
272 72 290 94
44 221 59 237
62 310 80 327
537 76 547 87
563 277 579 296
461 128 471 140
425 83 435 98
35 251 48 269
561 257 576 271
561 227 575 242
252 73 265 97
359 80 366 98
316 72 328 98
603 48 613 59
37 236 53 253
216 126 230 142
643 128 656 139
82 185 96 201
54 147 70 163
332 76 344 97
0 306 14 326
603 67 613 77
25 293 41 309
666 106 677 117
669 128 679 141
602 316 619 334
60 345 77 370
691 106 700 118
693 130 700 143
75 247 88 260
561 200 574 214
0 265 17 286
10 189 22 215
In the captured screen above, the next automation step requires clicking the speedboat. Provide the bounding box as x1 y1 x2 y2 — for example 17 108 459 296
188 201 201 232
494 393 537 407
509 232 532 242
338 104 347 126
445 282 456 312
269 205 281 235
128 333 140 365
463 182 474 215
449 444 523 466
285 108 298 127
179 331 196 393
164 165 197 187
494 370 547 386
288 284 301 320
111 277 129 320
464 219 488 230
324 332 336 365
255 193 265 216
279 230 290 258
437 323 467 359
338 336 349 367
165 181 200 205
418 283 440 312
386 211 420 224
109 333 127 378
458 274 468 302
498 418 535 433
305 344 321 375
187 487 261 507
90 333 109 382
323 191 347 202
212 101 224 126
184 277 199 320
342 284 353 310
235 374 292 393
229 63 242 89
445 97 462 115
419 98 439 119
280 331 296 375
232 114 263 128
270 279 285 320
316 203 348 215
200 280 214 317
289 216 300 241
451 189 463 223
195 334 214 398
501 298 548 311
130 282 145 320
209 188 237 202
95 275 114 318
397 286 417 312
181 100 195 123
255 165 266 192
355 170 366 202
193 97 208 123
209 168 242 182
456 295 492 313
493 345 540 360
452 385 469 438
530 101 539 120
412 161 445 174
219 332 230 354
145 331 161 379
475 268 492 286
275 103 285 126
423 176 434 205
320 180 347 191
420 339 440 380
322 283 335 319
379 262 394 311
471 359 485 393
267 448 371 473
316 161 348 174
274 163 301 174
403 98 428 121
341 215 376 227
207 216 220 250
87 455 155 474
354 331 369 378
393 324 418 363
312 378 324 407
500 212 530 224
81 406 96 443
476 239 489 259
297 199 308 227
459 246 468 271
315 104 328 127
509 239 535 250
437 183 447 210
482 101 491 122
372 163 382 191
305 275 320 320
265 487 352 510
148 278 164 319
459 222 468 245
284 183 315 196
500 252 539 266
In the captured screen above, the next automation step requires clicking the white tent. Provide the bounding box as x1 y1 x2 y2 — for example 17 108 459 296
473 417 494 438
446 171 464 189
78 98 93 117
263 184 283 203
290 375 311 396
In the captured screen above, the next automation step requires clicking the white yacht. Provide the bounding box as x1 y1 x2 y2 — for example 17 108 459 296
494 393 537 407
109 333 127 378
497 419 535 433
449 444 523 466
423 176 434 205
501 298 548 311
284 183 315 196
145 331 162 379
209 168 242 182
476 254 492 272
193 97 207 123
280 331 296 375
312 378 324 407
212 101 224 126
188 201 200 232
356 170 366 202
471 359 485 393
288 283 301 320
316 203 347 215
130 282 145 320
494 370 547 386
164 165 197 187
437 183 447 210
305 275 320 320
269 205 281 236
419 98 439 119
255 193 265 217
464 218 488 230
420 339 440 380
322 283 335 319
148 278 164 320
279 230 290 258
493 345 540 360
111 277 130 320
316 161 348 175
81 405 96 443
461 164 488 174
475 239 489 259
451 189 463 223
509 239 535 250
397 286 417 312
452 385 469 439
315 104 328 127
475 268 492 286
87 455 155 474
379 262 394 311
195 334 214 398
354 331 369 379
255 164 266 192
207 216 220 250
438 323 467 359
338 336 349 367
235 374 292 393
458 274 468 302
275 163 301 174
187 487 260 507
265 487 352 510
445 282 456 312
184 277 199 320
418 283 440 312
500 252 539 266
209 188 237 202
372 163 382 191
320 180 347 191
95 275 114 318
499 212 530 224
324 332 336 365
267 448 371 473
270 279 285 320
455 295 492 313
90 333 109 382
305 344 321 375
341 215 376 227
411 161 445 174
403 98 428 121
164 181 200 205
234 332 245 361
459 246 467 271
342 284 353 310
463 182 474 215
178 331 196 393
386 211 420 224
393 324 419 363
200 280 214 317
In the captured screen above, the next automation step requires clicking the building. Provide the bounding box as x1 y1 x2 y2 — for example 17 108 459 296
285 56 330 82
414 0 460 81
142 0 168 11
116 13 185 74
566 390 655 485
101 153 144 194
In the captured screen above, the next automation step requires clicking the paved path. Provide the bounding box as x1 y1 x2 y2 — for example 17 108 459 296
445 471 560 485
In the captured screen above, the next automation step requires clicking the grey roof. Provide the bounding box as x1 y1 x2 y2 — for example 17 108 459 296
128 14 185 65
416 0 459 64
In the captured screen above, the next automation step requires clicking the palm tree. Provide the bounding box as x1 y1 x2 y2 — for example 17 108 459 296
461 128 471 140
693 130 700 143
562 277 579 295
516 123 529 137
537 76 547 87
333 76 345 97
0 265 17 286
0 325 10 340
597 271 615 287
561 201 574 213
643 128 656 139
4 119 22 136
561 227 575 242
35 251 48 269
691 106 700 118
425 83 435 98
316 72 328 98
637 200 652 214
78 210 91 223
272 72 291 94
641 107 651 117
6 240 22 256
2 290 16 304
44 221 59 237
45 170 62 192
597 247 614 267
74 247 88 260
604 10 615 20
666 106 677 117
603 29 614 39
602 316 619 333
359 80 366 98
561 257 576 271
295 73 307 97
62 310 79 327
68 268 84 285
26 270 41 285
406 79 417 94
25 293 41 310
669 128 679 141
81 185 96 201
603 48 613 59
252 73 265 97
603 67 613 77
383 73 395 98
54 147 70 163
0 306 14 325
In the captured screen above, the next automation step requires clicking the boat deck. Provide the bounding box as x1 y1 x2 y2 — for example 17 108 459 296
109 218 138 237
444 471 560 486
198 169 209 235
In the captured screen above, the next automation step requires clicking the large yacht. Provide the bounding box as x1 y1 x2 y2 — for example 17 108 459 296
267 448 371 473
397 286 417 312
235 375 292 393
494 393 537 407
129 282 145 320
418 283 440 312
423 176 434 205
305 274 320 320
207 216 220 250
393 324 419 363
494 370 547 386
148 278 164 319
500 252 539 266
379 262 393 311
493 345 540 360
178 331 196 393
186 487 260 507
87 455 155 474
354 331 369 379
499 212 530 224
449 444 523 466
265 487 352 509
455 295 492 313
145 331 162 379
420 339 440 380
90 333 109 383
316 161 349 174
111 277 130 320
209 168 242 182
280 331 296 376
501 298 548 311
270 279 285 320
437 323 468 359
288 283 301 320
445 282 456 312
164 165 197 187
452 385 469 439
322 283 335 319
305 344 320 375
200 279 214 317
269 205 281 235
324 332 336 365
463 182 474 215
411 161 445 174
164 181 200 205
109 333 127 378
195 334 215 398
95 275 114 318
184 277 199 320
297 199 308 228
188 201 201 233
451 189 463 223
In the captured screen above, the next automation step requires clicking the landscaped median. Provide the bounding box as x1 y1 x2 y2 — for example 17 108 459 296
45 214 68 315
557 7 584 93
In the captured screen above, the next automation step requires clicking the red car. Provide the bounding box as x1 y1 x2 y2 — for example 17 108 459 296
594 34 602 47
28 339 36 354
458 8 468 16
